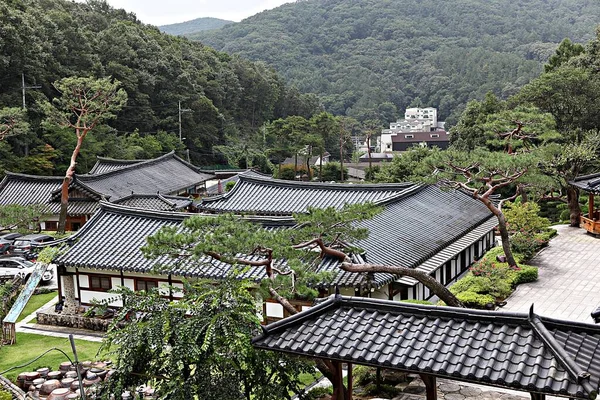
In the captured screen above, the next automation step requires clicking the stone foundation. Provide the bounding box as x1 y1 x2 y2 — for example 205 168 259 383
37 310 113 331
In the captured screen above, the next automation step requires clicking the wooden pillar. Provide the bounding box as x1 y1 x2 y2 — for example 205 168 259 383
346 363 353 400
419 374 437 400
530 393 545 400
590 193 595 220
331 361 344 400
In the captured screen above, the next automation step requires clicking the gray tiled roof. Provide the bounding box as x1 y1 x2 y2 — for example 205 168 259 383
87 156 146 174
0 173 62 206
253 296 600 399
0 173 99 215
78 152 215 201
113 194 192 211
55 202 292 279
570 173 600 194
356 185 492 268
200 175 416 215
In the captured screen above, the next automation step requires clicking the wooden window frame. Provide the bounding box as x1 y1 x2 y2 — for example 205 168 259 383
135 278 161 292
89 274 112 292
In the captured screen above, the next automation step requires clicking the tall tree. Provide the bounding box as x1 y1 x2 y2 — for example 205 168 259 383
44 77 126 233
100 279 314 399
0 108 29 141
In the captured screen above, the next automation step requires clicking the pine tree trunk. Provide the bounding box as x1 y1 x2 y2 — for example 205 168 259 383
480 198 518 268
567 186 581 227
58 131 85 233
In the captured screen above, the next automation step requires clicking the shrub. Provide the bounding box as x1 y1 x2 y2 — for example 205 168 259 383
455 291 495 308
305 386 333 399
0 390 11 400
504 202 550 235
509 265 538 285
225 180 236 192
320 162 348 182
353 365 376 386
510 232 547 261
363 383 402 397
275 164 313 180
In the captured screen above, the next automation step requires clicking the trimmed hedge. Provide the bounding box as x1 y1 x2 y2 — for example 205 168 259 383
455 291 495 308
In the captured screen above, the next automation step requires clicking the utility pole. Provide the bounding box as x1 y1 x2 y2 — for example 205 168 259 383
178 101 192 142
21 73 41 110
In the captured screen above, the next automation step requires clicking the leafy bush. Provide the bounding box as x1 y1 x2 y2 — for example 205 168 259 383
275 164 313 180
508 265 538 285
362 383 402 397
304 386 333 399
504 201 554 261
0 390 12 400
510 232 547 261
225 180 236 192
320 162 348 182
455 291 495 308
353 365 376 386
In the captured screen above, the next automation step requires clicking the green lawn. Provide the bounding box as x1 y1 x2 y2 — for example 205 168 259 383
0 333 103 381
16 292 58 323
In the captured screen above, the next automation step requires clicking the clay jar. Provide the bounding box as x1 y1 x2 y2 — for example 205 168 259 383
61 378 75 388
41 379 62 395
48 371 63 380
59 362 71 372
16 372 27 389
37 367 50 378
47 387 72 400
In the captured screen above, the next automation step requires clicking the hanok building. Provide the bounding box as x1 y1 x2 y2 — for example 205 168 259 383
47 174 496 325
570 172 600 235
253 295 600 400
0 152 214 230
199 175 496 317
48 202 292 319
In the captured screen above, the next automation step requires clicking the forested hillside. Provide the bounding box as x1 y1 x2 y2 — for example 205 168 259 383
194 0 600 123
159 17 234 36
0 0 318 175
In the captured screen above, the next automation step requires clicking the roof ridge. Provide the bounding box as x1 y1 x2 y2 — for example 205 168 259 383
77 151 179 179
528 309 597 397
49 176 108 201
2 171 64 181
238 174 415 191
88 156 147 174
97 200 192 221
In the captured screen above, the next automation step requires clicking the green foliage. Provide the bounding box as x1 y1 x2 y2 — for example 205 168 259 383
0 107 29 140
509 265 539 285
36 245 63 264
454 291 496 308
304 386 333 400
0 0 319 174
275 164 311 180
321 162 347 182
504 202 550 234
362 383 402 397
0 204 51 233
374 147 439 182
160 17 234 36
194 0 600 123
545 38 585 73
225 180 236 192
353 365 376 387
0 389 12 400
101 279 314 399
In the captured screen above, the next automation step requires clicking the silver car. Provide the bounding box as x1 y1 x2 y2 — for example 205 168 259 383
0 257 54 282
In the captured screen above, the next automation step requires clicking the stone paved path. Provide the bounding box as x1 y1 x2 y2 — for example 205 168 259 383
502 225 600 323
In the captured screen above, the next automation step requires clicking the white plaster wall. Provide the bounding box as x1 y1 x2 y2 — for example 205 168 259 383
80 290 123 307
265 302 284 318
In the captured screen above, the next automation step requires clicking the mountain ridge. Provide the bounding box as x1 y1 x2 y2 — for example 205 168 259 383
191 0 600 123
160 17 234 36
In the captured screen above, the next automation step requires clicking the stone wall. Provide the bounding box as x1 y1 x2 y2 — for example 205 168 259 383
37 311 113 331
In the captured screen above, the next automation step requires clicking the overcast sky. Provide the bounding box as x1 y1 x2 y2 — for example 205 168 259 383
100 0 293 26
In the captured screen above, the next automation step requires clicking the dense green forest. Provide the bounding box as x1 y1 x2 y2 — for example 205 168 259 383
159 17 235 36
194 0 600 124
0 0 319 175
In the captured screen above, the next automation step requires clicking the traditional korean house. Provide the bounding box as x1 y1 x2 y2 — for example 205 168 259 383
199 175 496 316
0 152 214 230
48 202 292 317
570 172 600 235
47 176 496 325
253 295 600 400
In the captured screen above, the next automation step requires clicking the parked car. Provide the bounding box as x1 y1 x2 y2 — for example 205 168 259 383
10 234 55 257
0 239 11 255
0 256 54 282
0 232 23 242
